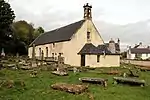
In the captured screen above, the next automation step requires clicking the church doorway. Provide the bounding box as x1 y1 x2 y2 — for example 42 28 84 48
81 55 85 66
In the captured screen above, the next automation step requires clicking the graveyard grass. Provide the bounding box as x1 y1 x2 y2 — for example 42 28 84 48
0 65 150 100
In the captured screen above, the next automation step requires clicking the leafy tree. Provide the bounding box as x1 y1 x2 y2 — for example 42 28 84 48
37 27 44 33
0 0 15 38
33 27 44 39
12 20 45 45
12 20 34 45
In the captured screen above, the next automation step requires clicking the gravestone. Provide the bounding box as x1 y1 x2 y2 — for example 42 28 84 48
31 44 37 68
1 48 5 57
41 50 44 66
79 77 108 87
32 44 36 60
51 83 88 94
52 54 68 76
113 77 145 87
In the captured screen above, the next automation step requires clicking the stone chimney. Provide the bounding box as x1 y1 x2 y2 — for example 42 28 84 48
117 38 120 45
83 3 92 20
108 38 116 53
139 42 142 46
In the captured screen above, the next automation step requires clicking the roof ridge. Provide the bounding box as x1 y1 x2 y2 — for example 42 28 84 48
45 20 85 34
30 20 85 46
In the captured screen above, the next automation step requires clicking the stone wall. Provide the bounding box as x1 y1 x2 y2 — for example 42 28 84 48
121 59 150 67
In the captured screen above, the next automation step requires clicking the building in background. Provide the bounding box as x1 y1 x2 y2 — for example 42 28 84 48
127 42 150 60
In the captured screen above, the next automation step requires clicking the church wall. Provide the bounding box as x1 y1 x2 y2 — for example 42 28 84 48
62 20 105 66
28 42 64 59
85 55 120 67
28 20 115 67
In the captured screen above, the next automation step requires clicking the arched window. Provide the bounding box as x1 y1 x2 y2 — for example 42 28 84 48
46 47 48 57
53 43 55 48
87 31 90 40
39 48 41 57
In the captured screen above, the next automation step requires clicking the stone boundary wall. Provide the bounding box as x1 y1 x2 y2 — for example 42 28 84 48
121 59 150 67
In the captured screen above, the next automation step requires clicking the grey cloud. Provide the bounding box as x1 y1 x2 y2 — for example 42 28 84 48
9 0 150 51
95 20 150 48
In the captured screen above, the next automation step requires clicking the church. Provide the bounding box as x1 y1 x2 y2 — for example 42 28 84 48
28 3 120 67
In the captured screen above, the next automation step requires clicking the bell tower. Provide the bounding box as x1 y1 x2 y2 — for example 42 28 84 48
83 3 92 20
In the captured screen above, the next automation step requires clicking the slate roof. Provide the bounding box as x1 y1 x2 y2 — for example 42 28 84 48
78 43 98 54
78 43 119 55
130 48 150 54
134 45 140 48
30 20 85 46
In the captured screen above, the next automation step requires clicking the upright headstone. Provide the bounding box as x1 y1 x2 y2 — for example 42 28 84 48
16 53 19 58
1 48 5 57
41 50 44 65
57 53 63 72
32 44 36 60
31 44 37 68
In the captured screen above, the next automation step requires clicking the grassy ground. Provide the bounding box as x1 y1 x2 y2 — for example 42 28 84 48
0 66 150 100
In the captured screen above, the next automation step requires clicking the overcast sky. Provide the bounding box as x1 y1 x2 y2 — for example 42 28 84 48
8 0 150 50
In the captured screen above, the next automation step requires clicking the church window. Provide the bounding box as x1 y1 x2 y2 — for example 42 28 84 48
97 55 100 62
46 47 48 57
39 48 41 57
53 43 55 48
87 31 90 40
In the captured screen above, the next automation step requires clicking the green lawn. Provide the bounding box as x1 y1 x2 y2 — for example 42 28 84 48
0 66 150 100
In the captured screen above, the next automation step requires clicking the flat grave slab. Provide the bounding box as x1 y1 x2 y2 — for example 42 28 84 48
79 77 108 87
113 77 146 87
51 83 88 94
52 71 68 76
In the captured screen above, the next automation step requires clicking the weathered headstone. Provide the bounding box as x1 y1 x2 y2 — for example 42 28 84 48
31 44 37 68
73 67 79 73
1 48 5 57
40 50 44 66
16 53 19 58
32 44 36 60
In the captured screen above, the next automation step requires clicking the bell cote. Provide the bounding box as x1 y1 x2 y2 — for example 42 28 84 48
83 3 92 20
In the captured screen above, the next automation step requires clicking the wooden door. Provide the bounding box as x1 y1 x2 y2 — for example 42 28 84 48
81 55 85 66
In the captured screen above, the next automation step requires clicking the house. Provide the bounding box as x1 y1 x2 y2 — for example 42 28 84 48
127 42 150 60
28 3 120 67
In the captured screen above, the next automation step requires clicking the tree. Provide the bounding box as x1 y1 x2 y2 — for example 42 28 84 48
12 20 34 45
0 0 15 55
12 20 45 45
0 0 15 39
33 27 44 39
37 27 44 33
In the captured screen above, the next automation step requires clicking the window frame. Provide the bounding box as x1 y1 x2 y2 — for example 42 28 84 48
46 47 48 57
39 48 41 57
97 55 100 63
53 43 55 48
87 31 90 40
